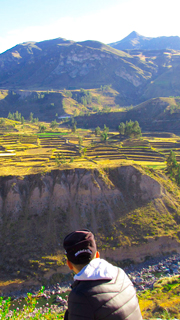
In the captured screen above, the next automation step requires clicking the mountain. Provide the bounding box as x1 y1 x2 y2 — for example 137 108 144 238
1 33 180 112
0 37 151 105
0 38 133 90
109 31 180 50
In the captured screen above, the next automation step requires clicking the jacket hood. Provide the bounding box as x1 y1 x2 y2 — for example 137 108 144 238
74 258 118 281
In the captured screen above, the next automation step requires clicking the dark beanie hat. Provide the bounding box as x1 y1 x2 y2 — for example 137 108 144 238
63 229 97 265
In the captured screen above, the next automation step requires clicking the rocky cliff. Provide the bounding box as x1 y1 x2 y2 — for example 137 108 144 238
0 165 180 273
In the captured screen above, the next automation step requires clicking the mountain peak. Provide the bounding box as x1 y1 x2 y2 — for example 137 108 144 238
108 31 180 50
121 31 152 43
127 31 141 39
108 31 151 49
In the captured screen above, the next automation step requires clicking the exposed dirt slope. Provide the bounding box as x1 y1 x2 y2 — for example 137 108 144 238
0 165 179 270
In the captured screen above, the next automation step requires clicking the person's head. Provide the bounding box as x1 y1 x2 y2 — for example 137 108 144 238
63 229 99 273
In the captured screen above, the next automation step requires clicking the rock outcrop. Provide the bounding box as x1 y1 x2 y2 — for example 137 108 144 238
0 166 179 268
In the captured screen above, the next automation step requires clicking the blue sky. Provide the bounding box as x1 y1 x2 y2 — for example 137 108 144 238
0 0 179 53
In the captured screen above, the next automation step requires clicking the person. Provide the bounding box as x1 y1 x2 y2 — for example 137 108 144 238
63 229 143 320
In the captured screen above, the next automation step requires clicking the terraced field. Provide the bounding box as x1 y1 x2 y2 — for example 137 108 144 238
148 140 180 161
0 130 180 176
143 133 180 162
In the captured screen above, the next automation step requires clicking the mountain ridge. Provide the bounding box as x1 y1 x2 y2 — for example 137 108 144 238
0 37 153 106
109 31 180 50
1 32 180 113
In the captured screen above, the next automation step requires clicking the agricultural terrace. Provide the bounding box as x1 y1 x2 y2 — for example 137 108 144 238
0 119 180 175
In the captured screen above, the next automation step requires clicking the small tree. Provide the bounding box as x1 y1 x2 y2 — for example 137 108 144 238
166 150 177 176
124 120 133 137
100 124 109 141
71 123 76 133
34 118 39 124
39 124 46 133
0 118 5 125
79 146 83 156
165 150 180 186
103 124 109 134
71 118 77 133
132 121 142 138
118 120 141 138
78 136 83 146
118 122 125 135
15 110 21 121
21 116 25 125
95 126 101 136
101 131 108 141
29 112 34 122
83 147 87 157
176 164 180 185
50 119 58 129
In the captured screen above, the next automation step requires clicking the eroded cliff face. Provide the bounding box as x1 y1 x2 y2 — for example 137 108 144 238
0 165 179 267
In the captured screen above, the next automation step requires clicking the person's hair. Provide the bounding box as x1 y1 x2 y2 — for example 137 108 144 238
70 252 97 272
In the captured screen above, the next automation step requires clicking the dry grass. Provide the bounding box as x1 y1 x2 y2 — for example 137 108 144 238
138 275 180 319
